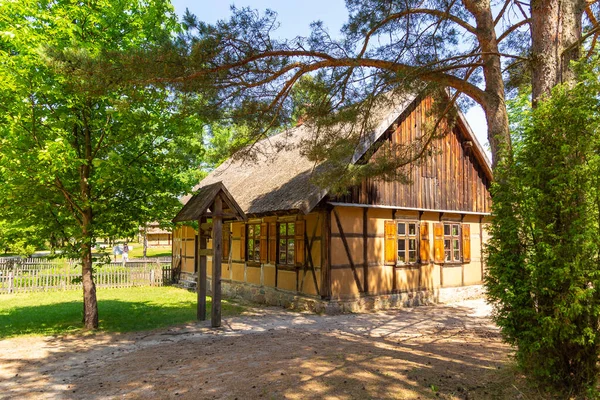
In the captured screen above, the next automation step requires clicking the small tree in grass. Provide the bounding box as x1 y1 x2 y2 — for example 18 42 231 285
0 0 205 329
486 59 600 396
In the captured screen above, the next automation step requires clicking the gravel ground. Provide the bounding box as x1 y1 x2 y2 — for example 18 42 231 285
0 298 525 400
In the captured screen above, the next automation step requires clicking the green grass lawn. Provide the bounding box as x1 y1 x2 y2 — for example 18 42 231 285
0 286 245 338
128 245 172 258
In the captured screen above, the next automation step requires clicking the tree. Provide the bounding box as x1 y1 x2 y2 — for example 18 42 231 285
486 59 600 395
155 0 597 174
0 0 205 328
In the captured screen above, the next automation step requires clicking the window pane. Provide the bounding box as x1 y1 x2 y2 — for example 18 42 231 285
398 240 406 251
454 250 460 261
279 251 286 264
248 225 254 236
408 250 417 263
288 249 295 264
288 239 295 250
444 224 450 236
255 224 260 236
279 224 286 236
453 239 460 250
445 250 451 261
444 239 451 251
255 250 260 262
409 239 416 250
248 239 254 251
397 251 406 263
288 223 295 235
279 239 286 252
397 223 406 235
452 224 459 236
408 223 416 236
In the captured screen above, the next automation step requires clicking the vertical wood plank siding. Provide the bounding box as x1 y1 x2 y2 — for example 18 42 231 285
332 96 491 213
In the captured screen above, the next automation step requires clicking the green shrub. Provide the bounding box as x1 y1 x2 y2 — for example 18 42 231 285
486 60 600 396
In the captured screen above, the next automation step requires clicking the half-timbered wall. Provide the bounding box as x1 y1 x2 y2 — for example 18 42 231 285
332 97 492 213
172 212 323 297
329 205 489 300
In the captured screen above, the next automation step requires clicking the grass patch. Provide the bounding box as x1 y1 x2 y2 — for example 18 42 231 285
0 286 245 338
128 246 172 258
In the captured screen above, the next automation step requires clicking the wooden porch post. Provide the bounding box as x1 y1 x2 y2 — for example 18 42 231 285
197 217 207 321
211 196 223 327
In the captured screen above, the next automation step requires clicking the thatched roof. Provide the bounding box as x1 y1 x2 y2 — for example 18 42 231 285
184 92 491 216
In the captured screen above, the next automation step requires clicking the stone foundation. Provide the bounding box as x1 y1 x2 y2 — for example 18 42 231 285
176 271 485 314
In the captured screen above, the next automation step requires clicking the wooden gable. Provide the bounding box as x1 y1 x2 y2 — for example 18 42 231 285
331 96 492 213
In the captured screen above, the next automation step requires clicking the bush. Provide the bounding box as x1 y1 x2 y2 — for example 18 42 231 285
486 61 600 396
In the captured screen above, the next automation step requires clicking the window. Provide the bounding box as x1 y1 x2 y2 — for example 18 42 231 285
443 223 461 262
397 221 418 265
247 223 261 262
278 222 295 265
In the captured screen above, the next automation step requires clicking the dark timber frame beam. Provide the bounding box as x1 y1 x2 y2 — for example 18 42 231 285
333 208 364 294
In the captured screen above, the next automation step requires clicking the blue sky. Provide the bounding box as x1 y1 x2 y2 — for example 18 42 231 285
170 0 489 153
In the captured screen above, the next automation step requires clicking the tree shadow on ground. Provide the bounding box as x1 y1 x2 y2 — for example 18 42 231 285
0 303 539 399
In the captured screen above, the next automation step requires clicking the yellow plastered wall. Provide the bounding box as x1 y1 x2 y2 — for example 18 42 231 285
331 268 364 299
299 269 321 296
231 262 245 282
329 206 487 298
331 207 363 235
246 267 261 285
367 265 393 294
263 265 276 287
331 237 364 266
173 212 323 296
396 268 420 292
277 270 297 291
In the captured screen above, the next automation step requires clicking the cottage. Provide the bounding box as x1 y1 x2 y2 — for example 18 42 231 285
140 222 172 247
172 92 492 312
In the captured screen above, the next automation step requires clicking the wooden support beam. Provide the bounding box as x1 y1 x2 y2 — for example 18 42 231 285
211 196 223 328
300 214 319 293
197 218 207 321
320 210 331 299
363 208 369 295
333 209 364 293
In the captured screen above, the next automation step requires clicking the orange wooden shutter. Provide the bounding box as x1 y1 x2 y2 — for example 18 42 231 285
295 220 305 265
240 223 246 260
462 223 471 263
222 224 230 259
419 222 430 263
269 222 277 264
434 223 444 263
384 220 397 265
260 222 268 263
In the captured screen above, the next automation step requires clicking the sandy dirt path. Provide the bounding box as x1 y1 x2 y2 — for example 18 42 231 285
0 299 521 400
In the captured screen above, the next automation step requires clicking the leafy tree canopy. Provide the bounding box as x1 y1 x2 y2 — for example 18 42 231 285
0 0 206 327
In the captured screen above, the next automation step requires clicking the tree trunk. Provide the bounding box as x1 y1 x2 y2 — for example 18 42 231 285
463 0 512 168
81 209 98 329
143 224 148 258
531 0 586 103
81 107 98 329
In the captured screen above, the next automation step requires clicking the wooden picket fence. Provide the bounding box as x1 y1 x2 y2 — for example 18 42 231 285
0 257 172 294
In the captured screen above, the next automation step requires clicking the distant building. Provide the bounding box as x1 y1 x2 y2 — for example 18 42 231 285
140 223 172 247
